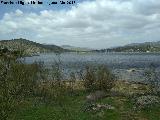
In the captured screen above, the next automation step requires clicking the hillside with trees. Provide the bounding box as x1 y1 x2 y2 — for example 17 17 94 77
95 41 160 53
0 38 66 56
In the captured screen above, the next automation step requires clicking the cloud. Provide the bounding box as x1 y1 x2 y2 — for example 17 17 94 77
15 9 23 16
0 0 160 48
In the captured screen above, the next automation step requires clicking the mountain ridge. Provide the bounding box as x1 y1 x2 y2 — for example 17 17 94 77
109 41 160 52
95 41 160 52
0 38 67 55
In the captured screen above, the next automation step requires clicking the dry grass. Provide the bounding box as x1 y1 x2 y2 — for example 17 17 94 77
112 80 150 96
59 79 150 93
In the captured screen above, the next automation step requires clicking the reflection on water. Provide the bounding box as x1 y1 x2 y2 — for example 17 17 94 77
24 52 160 81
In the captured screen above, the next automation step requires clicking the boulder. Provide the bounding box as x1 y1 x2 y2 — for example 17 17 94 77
86 91 107 102
84 103 115 112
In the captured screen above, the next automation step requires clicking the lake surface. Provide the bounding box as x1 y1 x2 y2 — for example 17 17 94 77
24 52 160 82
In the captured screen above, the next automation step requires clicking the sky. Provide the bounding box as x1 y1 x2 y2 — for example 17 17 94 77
0 0 160 49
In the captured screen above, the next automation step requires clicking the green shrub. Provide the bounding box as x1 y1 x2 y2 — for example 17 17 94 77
96 66 115 92
83 65 115 92
0 57 40 119
84 66 96 92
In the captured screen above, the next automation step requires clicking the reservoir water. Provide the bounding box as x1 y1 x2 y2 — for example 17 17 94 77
24 52 160 82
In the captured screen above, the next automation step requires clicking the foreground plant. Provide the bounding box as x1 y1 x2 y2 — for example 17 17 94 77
83 65 115 93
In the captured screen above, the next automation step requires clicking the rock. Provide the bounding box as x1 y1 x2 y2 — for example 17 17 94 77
97 104 115 110
127 68 136 73
86 91 107 102
84 103 115 112
135 95 159 109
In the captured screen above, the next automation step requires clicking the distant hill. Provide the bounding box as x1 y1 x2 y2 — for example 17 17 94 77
61 45 92 52
97 41 160 53
0 38 66 55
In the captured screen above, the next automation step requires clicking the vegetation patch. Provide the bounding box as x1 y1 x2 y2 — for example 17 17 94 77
0 51 160 120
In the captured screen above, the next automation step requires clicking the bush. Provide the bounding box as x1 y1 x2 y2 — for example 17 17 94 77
96 66 115 92
83 66 96 92
83 65 115 92
0 57 40 119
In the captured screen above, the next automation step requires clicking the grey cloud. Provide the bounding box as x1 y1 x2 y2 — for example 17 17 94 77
0 0 160 48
